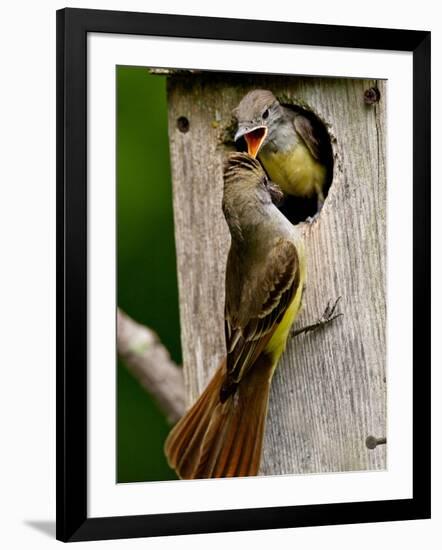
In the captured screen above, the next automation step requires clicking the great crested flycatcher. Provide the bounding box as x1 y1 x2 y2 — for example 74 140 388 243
165 152 305 479
234 89 327 210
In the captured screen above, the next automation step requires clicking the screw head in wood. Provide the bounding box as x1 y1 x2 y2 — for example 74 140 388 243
364 87 381 105
366 435 387 449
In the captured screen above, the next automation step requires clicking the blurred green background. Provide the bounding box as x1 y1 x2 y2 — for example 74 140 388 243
117 66 181 483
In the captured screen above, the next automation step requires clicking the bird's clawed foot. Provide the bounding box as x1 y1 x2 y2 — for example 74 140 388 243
291 296 343 338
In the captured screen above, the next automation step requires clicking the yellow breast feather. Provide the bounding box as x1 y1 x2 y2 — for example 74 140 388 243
260 142 326 198
265 239 306 363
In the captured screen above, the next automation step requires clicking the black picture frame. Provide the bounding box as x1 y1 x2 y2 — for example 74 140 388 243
56 7 431 542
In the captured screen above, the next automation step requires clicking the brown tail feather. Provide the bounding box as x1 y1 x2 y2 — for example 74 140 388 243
164 354 274 479
165 364 223 478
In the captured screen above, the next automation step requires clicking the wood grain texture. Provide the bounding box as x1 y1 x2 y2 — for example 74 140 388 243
166 74 386 475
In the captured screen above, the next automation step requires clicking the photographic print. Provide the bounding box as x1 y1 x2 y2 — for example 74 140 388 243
116 67 387 482
57 8 430 541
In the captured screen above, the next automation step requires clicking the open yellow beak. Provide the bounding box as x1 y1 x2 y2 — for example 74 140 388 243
244 127 268 158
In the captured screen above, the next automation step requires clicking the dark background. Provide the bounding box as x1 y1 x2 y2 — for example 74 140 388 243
117 66 181 482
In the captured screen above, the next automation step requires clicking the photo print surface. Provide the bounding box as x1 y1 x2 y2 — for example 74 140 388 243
116 66 386 483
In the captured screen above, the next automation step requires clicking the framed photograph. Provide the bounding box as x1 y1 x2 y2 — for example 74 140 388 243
56 7 430 542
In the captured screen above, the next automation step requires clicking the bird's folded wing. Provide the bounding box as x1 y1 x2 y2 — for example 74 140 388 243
225 238 300 384
293 114 321 161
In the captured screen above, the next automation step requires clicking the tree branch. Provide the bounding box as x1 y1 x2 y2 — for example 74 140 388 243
117 308 185 423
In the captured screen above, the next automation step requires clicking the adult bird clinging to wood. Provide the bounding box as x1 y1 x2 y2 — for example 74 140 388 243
234 89 327 211
164 152 306 479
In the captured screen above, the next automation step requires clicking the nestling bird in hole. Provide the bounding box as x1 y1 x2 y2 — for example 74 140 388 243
234 89 328 214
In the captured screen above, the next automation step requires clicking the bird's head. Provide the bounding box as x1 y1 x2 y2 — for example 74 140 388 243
223 152 283 221
233 90 282 158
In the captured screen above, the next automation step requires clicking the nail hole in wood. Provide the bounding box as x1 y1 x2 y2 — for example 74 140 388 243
177 116 190 133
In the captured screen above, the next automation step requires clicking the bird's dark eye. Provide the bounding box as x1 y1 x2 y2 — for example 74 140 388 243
262 108 269 120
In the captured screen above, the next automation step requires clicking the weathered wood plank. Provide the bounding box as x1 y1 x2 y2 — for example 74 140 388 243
166 73 386 475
